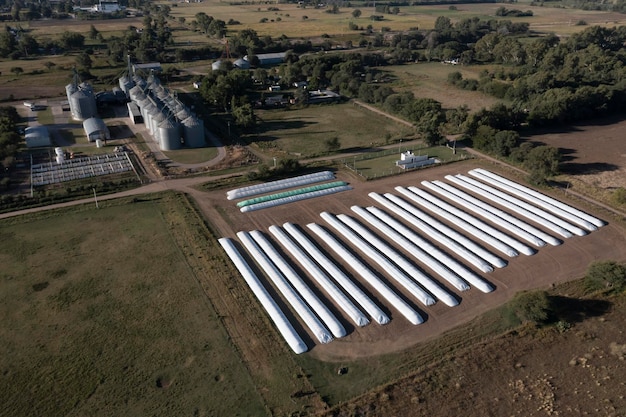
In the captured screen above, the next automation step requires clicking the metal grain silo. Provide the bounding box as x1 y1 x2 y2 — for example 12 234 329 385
150 111 166 140
118 75 135 96
234 58 250 69
141 103 157 135
158 118 181 151
182 116 205 148
176 108 191 122
129 86 146 103
133 75 147 89
65 83 77 102
212 60 223 71
70 90 93 121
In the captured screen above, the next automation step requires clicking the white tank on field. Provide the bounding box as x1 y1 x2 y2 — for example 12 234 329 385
182 116 205 148
55 147 64 156
159 118 181 150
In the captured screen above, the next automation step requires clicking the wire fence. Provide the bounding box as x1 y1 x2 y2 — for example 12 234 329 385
341 146 471 180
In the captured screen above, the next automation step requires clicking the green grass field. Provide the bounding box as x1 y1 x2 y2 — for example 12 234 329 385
0 193 268 417
381 62 501 112
251 102 417 158
347 144 470 179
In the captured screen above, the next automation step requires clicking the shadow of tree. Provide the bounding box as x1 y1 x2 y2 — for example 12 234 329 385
559 162 620 176
548 295 612 324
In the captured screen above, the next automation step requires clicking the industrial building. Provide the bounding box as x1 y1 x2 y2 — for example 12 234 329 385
119 71 206 150
83 117 111 142
25 126 51 148
65 75 97 121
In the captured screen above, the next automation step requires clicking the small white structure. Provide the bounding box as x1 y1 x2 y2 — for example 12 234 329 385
395 151 437 170
91 0 122 13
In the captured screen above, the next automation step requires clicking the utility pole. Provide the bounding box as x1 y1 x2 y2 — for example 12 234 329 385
93 188 99 209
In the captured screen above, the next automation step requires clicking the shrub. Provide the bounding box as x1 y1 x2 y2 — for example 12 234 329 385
612 187 626 206
584 260 626 294
509 290 551 324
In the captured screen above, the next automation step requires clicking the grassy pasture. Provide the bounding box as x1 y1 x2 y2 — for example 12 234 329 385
163 0 626 39
347 144 470 179
250 101 417 158
163 146 219 164
382 61 501 112
0 193 268 417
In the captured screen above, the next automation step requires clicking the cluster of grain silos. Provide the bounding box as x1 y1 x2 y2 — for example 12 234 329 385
65 80 97 121
123 73 205 150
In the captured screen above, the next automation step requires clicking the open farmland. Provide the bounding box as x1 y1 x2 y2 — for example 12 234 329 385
381 62 500 112
164 0 626 38
251 102 417 158
0 193 321 417
524 117 626 204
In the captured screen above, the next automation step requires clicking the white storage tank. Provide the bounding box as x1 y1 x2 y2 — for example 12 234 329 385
182 116 205 148
159 118 181 150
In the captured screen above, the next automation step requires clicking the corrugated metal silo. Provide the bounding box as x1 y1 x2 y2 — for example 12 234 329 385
159 118 181 151
118 75 135 96
65 83 77 102
176 108 191 122
183 116 205 148
150 111 166 140
129 86 146 103
70 90 95 121
142 103 157 134
133 75 147 89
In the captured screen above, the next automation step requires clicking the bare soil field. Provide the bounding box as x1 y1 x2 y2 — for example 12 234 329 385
198 159 626 362
323 293 626 417
527 117 626 191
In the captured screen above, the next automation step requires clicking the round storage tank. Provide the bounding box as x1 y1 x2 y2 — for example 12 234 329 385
150 112 165 140
79 81 93 92
183 116 205 148
176 108 191 122
118 75 134 96
234 58 250 69
56 154 64 164
133 75 147 90
65 83 77 102
140 100 156 122
70 90 91 120
55 147 64 156
158 118 181 151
